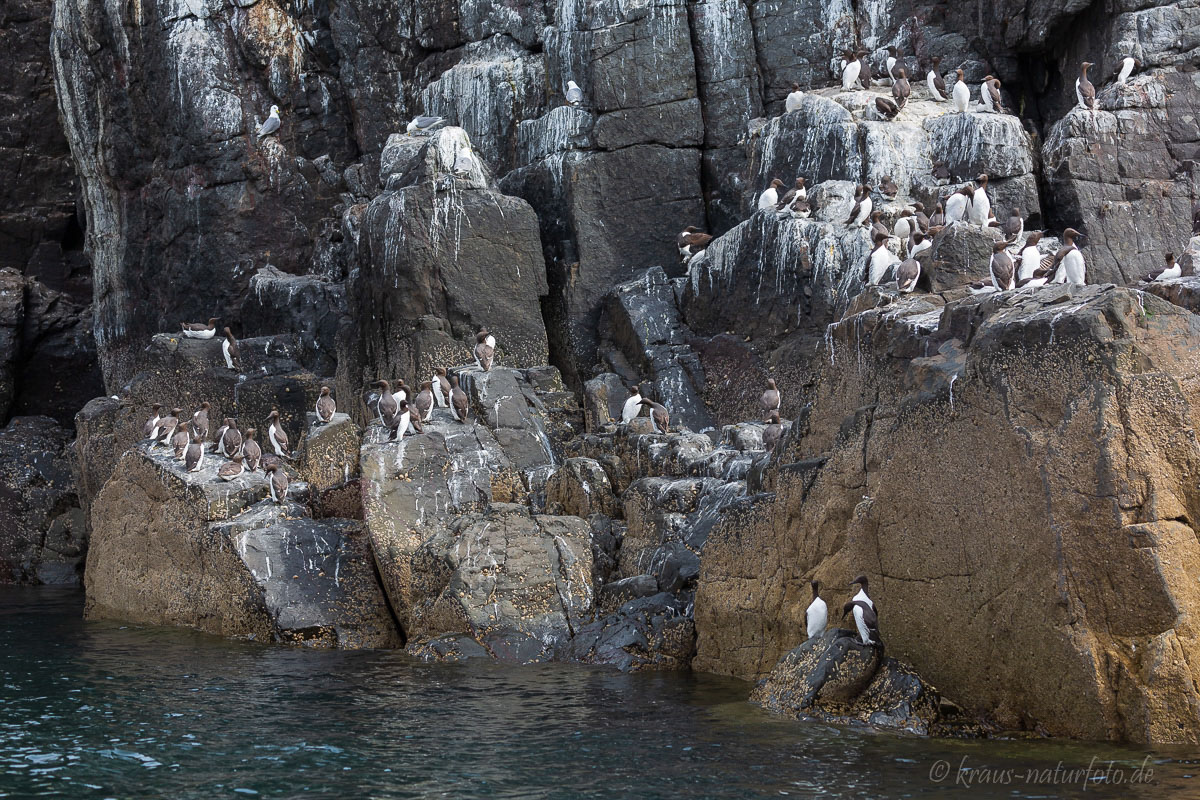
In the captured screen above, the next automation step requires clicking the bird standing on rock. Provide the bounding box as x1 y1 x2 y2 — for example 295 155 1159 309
760 378 781 414
878 176 898 200
677 226 713 263
414 381 434 422
315 386 336 423
432 368 451 408
896 257 921 293
945 185 972 225
806 581 828 639
1076 62 1097 114
221 327 240 371
184 434 205 474
213 418 232 455
885 46 900 84
874 96 901 120
621 385 643 423
1002 208 1024 243
450 375 470 423
142 404 162 439
474 329 495 372
639 399 670 434
565 80 583 106
266 409 290 458
870 210 888 241
843 600 882 646
191 402 211 441
1117 56 1140 86
1052 228 1087 285
256 105 281 140
152 408 183 449
171 422 191 460
374 379 398 423
844 185 872 227
927 57 947 102
242 429 262 472
785 82 805 112
892 68 910 109
840 50 861 91
969 174 991 227
763 411 783 454
952 68 970 113
989 240 1016 291
218 454 245 482
758 179 784 211
221 419 242 458
866 232 898 285
265 463 289 504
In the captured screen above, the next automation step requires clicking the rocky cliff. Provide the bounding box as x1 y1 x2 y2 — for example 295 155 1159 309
1 0 1199 745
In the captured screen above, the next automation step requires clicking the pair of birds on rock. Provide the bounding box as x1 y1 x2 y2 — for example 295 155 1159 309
620 386 670 434
805 575 881 647
983 229 1087 291
372 370 464 440
756 177 811 219
178 319 242 372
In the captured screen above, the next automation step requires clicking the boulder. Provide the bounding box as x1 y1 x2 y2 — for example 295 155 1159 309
297 412 361 493
405 504 594 662
243 266 348 376
563 592 696 671
695 285 1200 743
751 629 956 736
0 416 84 584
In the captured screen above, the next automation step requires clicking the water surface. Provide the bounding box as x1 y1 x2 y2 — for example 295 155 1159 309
1 588 1196 798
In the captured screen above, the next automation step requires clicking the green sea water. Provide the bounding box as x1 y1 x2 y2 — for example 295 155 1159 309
2 587 1197 799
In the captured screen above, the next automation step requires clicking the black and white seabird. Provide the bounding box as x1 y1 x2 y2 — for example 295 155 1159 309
184 436 205 473
414 381 434 422
142 403 162 440
758 179 784 212
927 57 947 102
928 202 946 228
639 399 670 434
885 46 900 84
857 49 872 89
265 463 289 504
391 379 408 407
1002 208 1024 243
870 210 888 240
266 408 290 458
386 399 412 442
677 226 713 263
989 240 1016 291
840 49 861 91
474 330 495 372
621 385 643 423
1076 62 1096 114
221 419 242 458
1142 253 1181 283
152 408 182 449
1052 228 1087 285
374 379 398 423
844 185 872 228
978 75 999 112
896 257 921 293
241 429 262 471
969 174 991 227
450 375 470 423
785 82 805 112
213 418 231 455
866 232 898 285
945 185 972 225
763 411 783 454
432 367 451 408
892 68 911 108
775 178 807 214
221 327 240 371
171 422 191 460
191 402 211 441
760 378 781 414
181 318 218 339
806 580 828 639
843 600 882 646
893 209 916 245
256 105 281 140
850 575 874 609
952 68 970 113
878 176 898 200
218 455 245 482
315 386 336 423
910 231 931 258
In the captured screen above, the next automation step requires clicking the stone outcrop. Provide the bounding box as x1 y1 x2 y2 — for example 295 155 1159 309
85 444 399 647
0 416 85 584
695 284 1200 743
751 629 965 736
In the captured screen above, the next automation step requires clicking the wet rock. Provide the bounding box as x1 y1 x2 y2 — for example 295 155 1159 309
407 633 492 662
0 269 23 421
0 416 84 584
751 629 954 736
297 412 360 493
564 592 696 671
582 372 627 431
588 512 623 587
244 266 348 376
927 223 1005 291
1143 277 1200 314
406 505 594 663
600 574 659 605
545 457 620 518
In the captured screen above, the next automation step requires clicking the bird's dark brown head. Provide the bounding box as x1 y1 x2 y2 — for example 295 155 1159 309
873 232 889 245
320 386 330 395
200 401 210 410
207 318 218 326
955 68 964 79
245 428 256 439
896 68 907 79
791 82 801 92
993 241 1009 253
851 574 869 589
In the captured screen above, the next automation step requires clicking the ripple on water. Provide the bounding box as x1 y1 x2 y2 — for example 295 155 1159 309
0 587 1195 798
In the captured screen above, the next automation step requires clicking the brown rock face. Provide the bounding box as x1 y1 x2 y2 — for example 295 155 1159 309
696 284 1200 743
